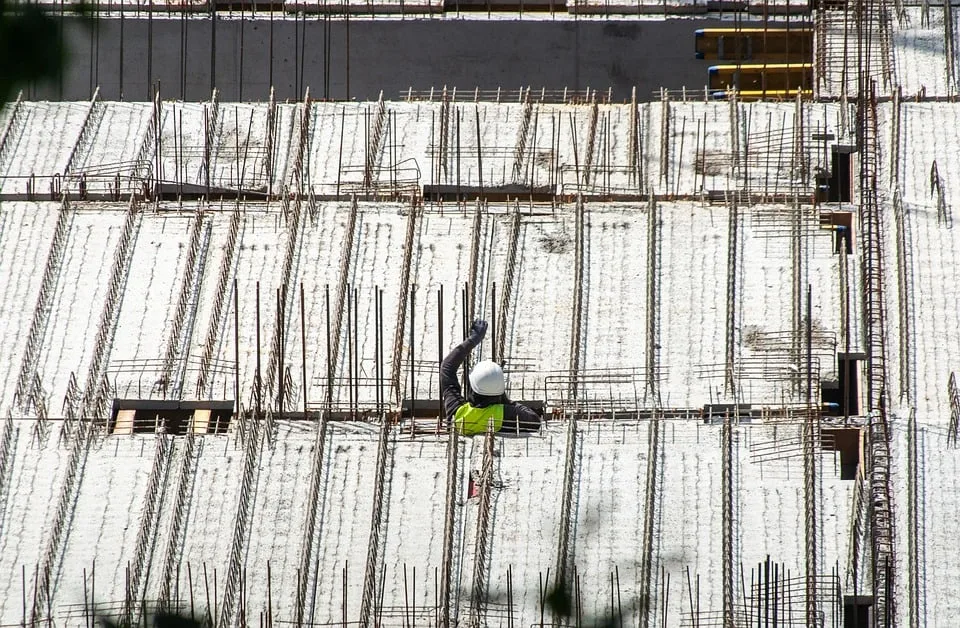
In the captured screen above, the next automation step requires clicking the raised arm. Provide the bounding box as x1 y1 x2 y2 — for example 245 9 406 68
440 320 488 420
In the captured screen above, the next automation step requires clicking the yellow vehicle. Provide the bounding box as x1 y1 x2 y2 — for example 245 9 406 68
708 63 813 93
695 27 813 62
710 89 813 101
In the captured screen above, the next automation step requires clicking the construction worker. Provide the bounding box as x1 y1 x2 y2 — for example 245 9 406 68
440 319 542 436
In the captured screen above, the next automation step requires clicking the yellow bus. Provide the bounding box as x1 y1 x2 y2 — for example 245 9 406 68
710 89 813 101
708 63 813 92
695 27 813 63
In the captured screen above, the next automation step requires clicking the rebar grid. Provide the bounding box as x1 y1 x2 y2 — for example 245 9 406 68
0 415 16 540
0 91 25 192
84 194 143 419
439 424 460 628
859 82 896 627
567 197 586 402
360 421 393 628
389 199 419 403
511 91 533 184
124 434 175 625
722 412 735 628
219 408 263 628
197 203 243 397
63 88 105 182
644 194 661 406
294 413 331 627
156 430 200 609
202 89 223 193
893 190 917 404
14 195 74 412
31 419 93 624
364 94 387 191
469 427 497 628
553 416 580 616
494 208 522 363
161 206 207 396
637 416 660 628
724 197 739 398
948 373 960 446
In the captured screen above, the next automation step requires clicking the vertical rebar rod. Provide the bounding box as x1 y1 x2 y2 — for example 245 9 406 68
804 285 818 628
724 197 739 398
645 195 660 405
721 412 734 628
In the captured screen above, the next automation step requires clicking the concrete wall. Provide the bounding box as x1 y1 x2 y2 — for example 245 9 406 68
31 16 725 102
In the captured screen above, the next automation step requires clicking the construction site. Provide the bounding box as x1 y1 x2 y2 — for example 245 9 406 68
0 1 958 627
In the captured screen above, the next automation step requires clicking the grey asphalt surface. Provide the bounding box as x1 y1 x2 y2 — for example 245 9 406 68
31 16 726 102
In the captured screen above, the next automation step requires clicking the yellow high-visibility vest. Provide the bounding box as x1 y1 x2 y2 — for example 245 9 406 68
454 403 504 436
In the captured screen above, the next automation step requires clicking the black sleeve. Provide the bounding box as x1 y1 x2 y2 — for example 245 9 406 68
440 339 474 421
499 402 543 434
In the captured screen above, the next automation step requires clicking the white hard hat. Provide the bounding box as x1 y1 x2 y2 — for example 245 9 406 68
469 360 505 396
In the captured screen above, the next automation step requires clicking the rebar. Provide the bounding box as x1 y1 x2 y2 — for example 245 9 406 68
568 197 586 401
638 416 661 628
582 100 599 190
263 173 307 429
124 434 175 623
645 194 661 405
294 407 329 625
466 203 483 324
360 421 393 627
494 208 521 363
659 93 670 186
157 430 200 608
264 87 277 194
64 88 105 182
390 199 419 403
0 91 25 190
803 289 819 628
84 194 142 419
291 90 312 194
0 414 17 540
218 406 262 628
512 92 533 184
929 161 950 227
906 407 920 628
14 195 74 411
721 412 734 628
31 418 93 624
364 93 387 191
469 427 496 628
202 88 222 193
554 417 579 607
334 196 360 400
161 206 207 397
893 190 916 403
859 84 896 627
132 91 161 193
439 423 459 628
198 204 242 397
945 0 957 93
724 197 739 398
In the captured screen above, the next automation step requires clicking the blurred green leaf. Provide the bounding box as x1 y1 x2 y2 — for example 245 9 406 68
0 0 91 107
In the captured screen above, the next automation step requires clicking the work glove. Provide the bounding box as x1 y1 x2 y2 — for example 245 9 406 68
467 319 488 345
